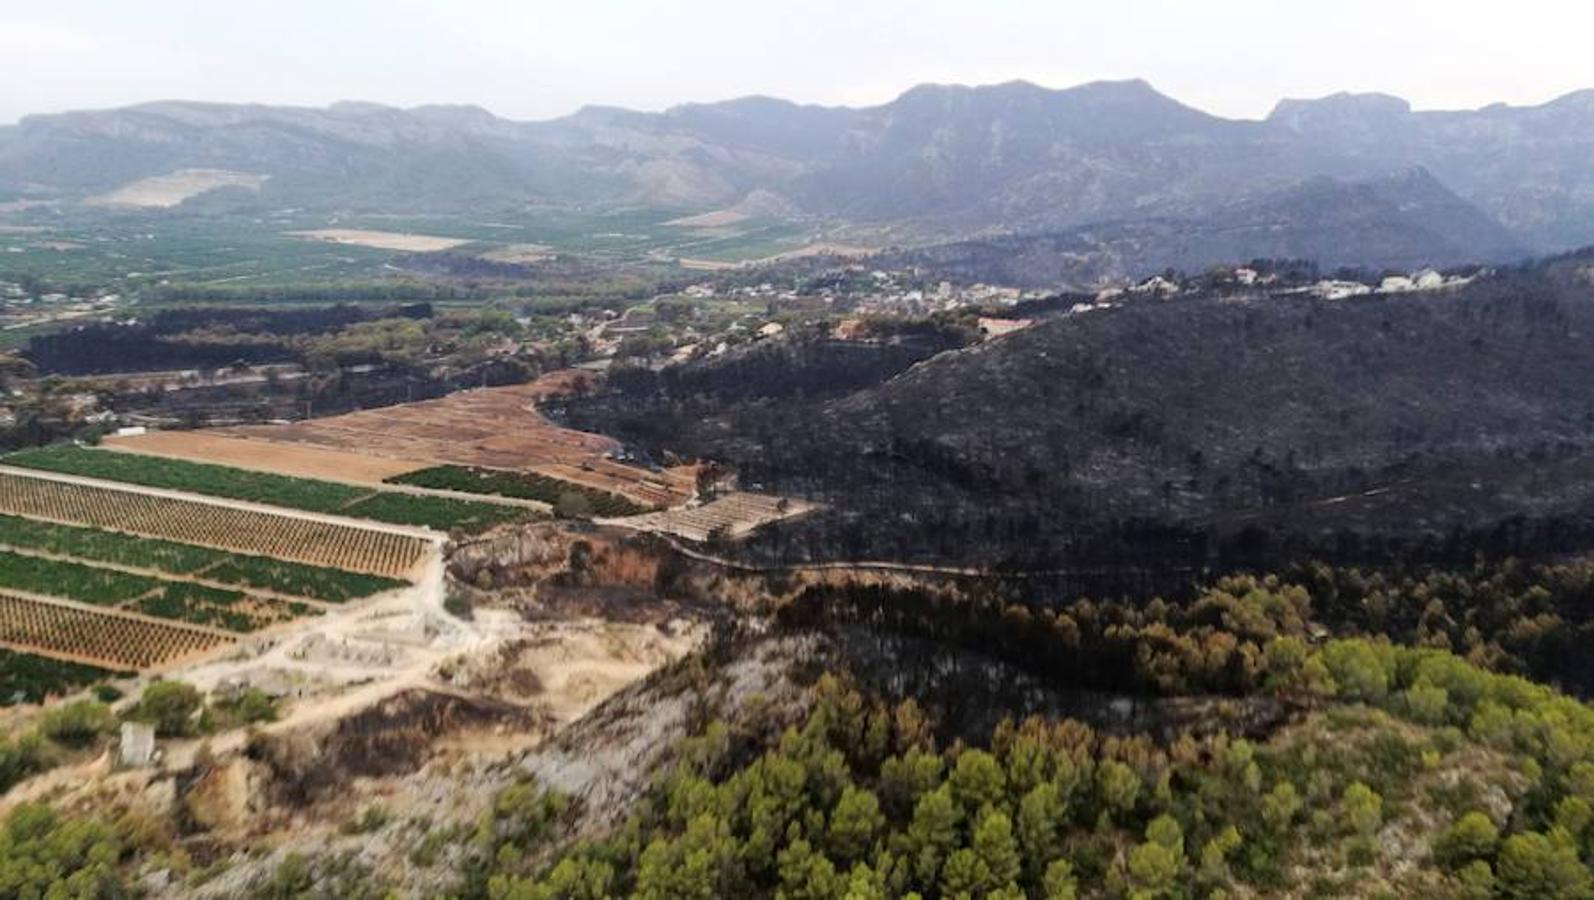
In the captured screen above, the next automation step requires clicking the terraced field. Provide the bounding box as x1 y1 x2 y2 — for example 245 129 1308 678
0 513 406 603
0 471 430 578
0 592 235 671
5 445 529 534
0 550 317 633
0 450 437 677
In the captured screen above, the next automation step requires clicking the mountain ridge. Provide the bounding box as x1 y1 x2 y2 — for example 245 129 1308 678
5 78 1594 262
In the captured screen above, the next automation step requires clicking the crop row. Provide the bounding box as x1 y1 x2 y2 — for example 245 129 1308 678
0 512 221 573
0 550 161 606
202 556 403 603
0 592 234 670
6 445 533 534
0 549 316 635
388 465 650 517
0 471 429 578
0 513 406 602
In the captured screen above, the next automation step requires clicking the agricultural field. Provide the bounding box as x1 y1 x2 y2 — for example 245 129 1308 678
0 550 160 606
212 375 699 509
0 470 430 578
388 465 650 516
0 591 235 670
102 431 424 483
5 445 529 534
0 549 315 633
0 463 427 674
0 648 125 706
0 205 791 290
284 229 473 252
0 513 405 603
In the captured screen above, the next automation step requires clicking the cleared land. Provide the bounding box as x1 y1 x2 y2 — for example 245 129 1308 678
664 209 750 228
615 491 818 542
87 169 266 208
285 229 471 252
103 431 425 483
0 470 429 579
5 446 527 533
0 591 235 671
213 377 698 509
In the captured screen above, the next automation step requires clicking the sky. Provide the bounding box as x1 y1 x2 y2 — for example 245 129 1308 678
3 0 1593 124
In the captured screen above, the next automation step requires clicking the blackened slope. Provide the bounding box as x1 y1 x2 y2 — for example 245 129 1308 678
572 256 1594 567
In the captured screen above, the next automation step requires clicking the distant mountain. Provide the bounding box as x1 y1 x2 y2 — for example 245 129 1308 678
4 80 1594 267
888 167 1530 286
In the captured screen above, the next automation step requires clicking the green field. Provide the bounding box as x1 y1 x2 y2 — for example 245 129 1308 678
0 548 312 633
0 650 125 706
0 513 404 603
0 206 819 293
5 445 532 534
201 556 404 604
387 465 650 516
0 550 163 606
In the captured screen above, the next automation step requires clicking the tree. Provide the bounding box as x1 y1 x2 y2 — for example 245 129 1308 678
827 787 884 864
939 848 989 899
775 838 840 900
1126 840 1182 898
1261 780 1301 833
972 808 1022 889
1042 859 1078 900
1097 760 1141 819
129 681 203 738
1495 831 1593 899
1016 783 1062 879
1434 812 1499 869
904 786 961 889
634 813 743 900
1338 782 1383 836
949 750 1007 814
1144 815 1184 856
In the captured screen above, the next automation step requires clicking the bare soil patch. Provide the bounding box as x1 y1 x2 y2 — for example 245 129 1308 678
665 209 750 228
216 373 697 508
103 431 426 484
285 229 472 253
87 169 267 208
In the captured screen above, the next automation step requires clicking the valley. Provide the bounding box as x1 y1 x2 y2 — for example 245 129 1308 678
8 51 1594 896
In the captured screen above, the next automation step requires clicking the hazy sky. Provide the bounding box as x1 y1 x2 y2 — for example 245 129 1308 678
4 0 1592 124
